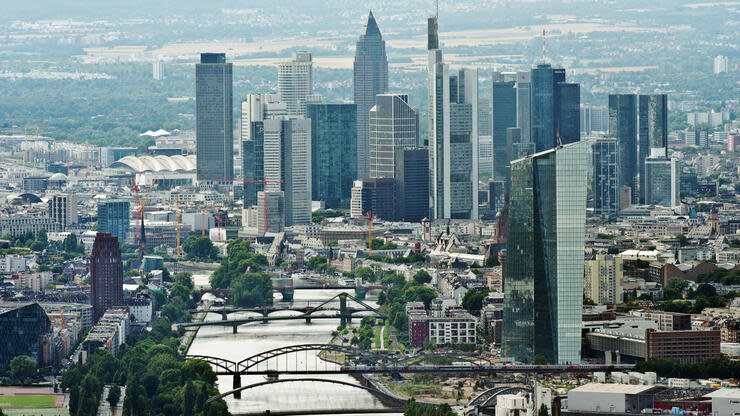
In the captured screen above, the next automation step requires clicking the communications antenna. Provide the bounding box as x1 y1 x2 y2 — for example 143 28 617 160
542 29 546 64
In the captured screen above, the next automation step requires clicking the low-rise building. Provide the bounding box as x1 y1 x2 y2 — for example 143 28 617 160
406 299 477 347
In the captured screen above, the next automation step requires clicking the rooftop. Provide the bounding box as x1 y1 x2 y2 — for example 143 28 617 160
570 383 655 395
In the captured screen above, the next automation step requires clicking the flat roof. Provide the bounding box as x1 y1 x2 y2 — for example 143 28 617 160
705 388 740 399
570 383 654 395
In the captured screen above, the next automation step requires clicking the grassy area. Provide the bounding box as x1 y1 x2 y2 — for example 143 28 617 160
397 382 442 397
383 321 391 348
0 395 56 409
373 326 382 349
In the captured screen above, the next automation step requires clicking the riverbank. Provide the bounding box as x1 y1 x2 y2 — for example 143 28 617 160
180 297 212 355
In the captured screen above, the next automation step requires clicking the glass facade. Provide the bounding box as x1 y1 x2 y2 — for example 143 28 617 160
242 121 264 207
556 83 580 144
638 94 668 204
196 53 233 181
644 157 678 207
531 64 555 153
592 138 619 218
308 103 357 209
503 141 587 364
394 148 429 222
608 94 638 200
354 12 388 179
492 81 516 181
0 303 51 370
97 199 130 241
369 94 418 179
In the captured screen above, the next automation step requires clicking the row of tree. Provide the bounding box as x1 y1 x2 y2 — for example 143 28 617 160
377 270 437 347
210 239 272 307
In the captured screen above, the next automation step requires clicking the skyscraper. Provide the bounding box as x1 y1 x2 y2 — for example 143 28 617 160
308 103 357 209
394 147 429 222
503 141 588 364
530 64 580 152
257 191 285 234
492 79 516 181
369 94 419 179
638 94 668 204
428 18 478 219
608 94 638 199
354 11 388 180
592 138 619 218
584 255 623 305
90 233 123 322
516 71 532 143
263 118 312 226
278 52 313 116
350 178 395 220
48 194 77 231
196 53 233 182
97 199 130 241
644 156 679 207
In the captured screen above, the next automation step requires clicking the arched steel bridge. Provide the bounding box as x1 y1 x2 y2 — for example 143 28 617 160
467 385 532 409
206 378 405 407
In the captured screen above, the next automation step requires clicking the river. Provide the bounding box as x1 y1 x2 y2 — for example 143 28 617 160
188 278 400 415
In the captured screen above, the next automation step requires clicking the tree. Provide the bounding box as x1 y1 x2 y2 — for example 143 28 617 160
485 252 500 267
63 233 80 253
182 236 219 261
69 387 79 416
107 385 121 408
412 270 432 285
9 355 36 383
182 381 196 416
538 404 550 416
462 288 489 314
531 354 548 365
676 234 689 247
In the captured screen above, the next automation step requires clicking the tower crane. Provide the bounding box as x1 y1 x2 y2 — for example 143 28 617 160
211 178 284 235
358 210 377 255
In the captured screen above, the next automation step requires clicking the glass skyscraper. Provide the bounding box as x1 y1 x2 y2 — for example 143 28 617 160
354 11 388 180
592 138 619 218
97 199 130 241
503 141 588 364
608 94 638 200
492 79 516 182
308 103 357 209
369 94 418 179
531 64 580 153
394 147 429 222
278 52 313 116
638 94 668 204
196 53 233 182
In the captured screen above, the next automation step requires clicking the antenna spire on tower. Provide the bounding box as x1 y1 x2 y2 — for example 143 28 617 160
542 29 546 64
436 0 439 19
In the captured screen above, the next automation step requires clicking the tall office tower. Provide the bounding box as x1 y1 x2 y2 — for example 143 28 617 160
530 64 580 152
492 79 517 181
90 233 123 322
263 118 312 226
638 94 668 204
478 135 493 178
644 156 679 207
48 194 78 231
508 127 535 160
349 178 395 220
608 94 638 200
196 53 233 182
503 141 588 364
580 105 591 135
354 11 388 179
308 103 357 209
516 71 531 143
278 51 313 116
592 138 619 218
369 94 419 179
97 199 130 241
394 148 429 222
584 254 624 305
591 106 609 132
488 180 506 217
153 60 164 80
427 18 478 219
713 55 729 74
257 191 285 234
241 94 288 206
478 98 492 138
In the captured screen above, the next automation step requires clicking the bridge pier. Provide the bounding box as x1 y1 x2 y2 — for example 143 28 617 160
232 325 238 334
222 311 228 320
305 317 311 324
233 374 241 399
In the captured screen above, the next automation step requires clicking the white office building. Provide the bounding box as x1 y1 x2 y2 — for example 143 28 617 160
278 51 313 116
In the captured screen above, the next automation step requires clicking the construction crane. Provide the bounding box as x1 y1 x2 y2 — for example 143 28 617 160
200 204 215 237
131 177 157 261
211 178 284 235
164 196 183 257
358 210 377 255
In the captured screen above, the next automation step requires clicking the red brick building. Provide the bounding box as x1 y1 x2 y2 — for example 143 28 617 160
645 329 720 364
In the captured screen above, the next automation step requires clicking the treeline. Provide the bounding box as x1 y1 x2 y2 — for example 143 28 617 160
210 239 272 307
635 357 740 380
378 270 437 347
404 399 455 416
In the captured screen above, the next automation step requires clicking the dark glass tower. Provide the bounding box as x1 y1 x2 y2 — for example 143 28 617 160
492 80 517 182
308 103 358 209
394 147 429 222
90 233 123 322
196 53 233 182
608 94 638 200
638 94 668 203
242 121 264 207
503 142 588 364
592 138 619 218
531 64 555 152
556 83 580 144
354 11 388 180
97 199 130 241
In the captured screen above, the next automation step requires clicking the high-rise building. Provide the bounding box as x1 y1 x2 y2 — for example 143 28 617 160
584 254 623 305
308 103 357 209
257 191 285 234
241 94 288 207
580 105 609 134
153 60 164 80
369 94 419 179
90 233 123 322
530 64 579 152
428 19 478 219
488 180 506 217
516 71 532 143
492 79 516 181
354 11 388 179
503 141 588 364
97 199 130 241
644 156 679 207
349 178 395 221
714 55 729 74
478 98 492 138
394 148 429 222
592 138 619 219
608 94 638 200
638 94 668 204
196 53 233 182
48 194 78 231
278 51 313 116
478 135 493 178
263 118 312 226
